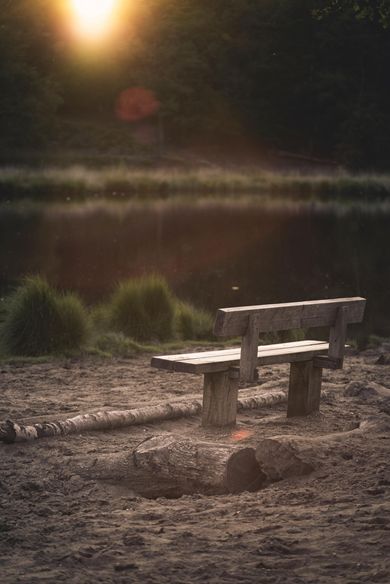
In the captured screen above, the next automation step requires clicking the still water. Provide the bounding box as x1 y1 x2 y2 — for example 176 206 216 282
1 199 389 336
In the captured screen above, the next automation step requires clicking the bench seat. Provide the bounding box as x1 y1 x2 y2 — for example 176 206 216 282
151 339 329 374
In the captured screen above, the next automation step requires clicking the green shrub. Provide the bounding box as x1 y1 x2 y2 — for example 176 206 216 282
1 276 89 356
175 301 214 340
110 275 175 342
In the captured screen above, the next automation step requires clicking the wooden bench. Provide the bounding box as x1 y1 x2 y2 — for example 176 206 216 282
151 297 366 427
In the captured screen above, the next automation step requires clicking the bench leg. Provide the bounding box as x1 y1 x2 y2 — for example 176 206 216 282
202 369 239 427
287 361 322 417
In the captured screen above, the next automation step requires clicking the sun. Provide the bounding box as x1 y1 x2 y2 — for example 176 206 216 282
70 0 118 40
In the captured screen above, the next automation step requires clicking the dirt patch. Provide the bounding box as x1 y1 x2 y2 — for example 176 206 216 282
1 351 390 583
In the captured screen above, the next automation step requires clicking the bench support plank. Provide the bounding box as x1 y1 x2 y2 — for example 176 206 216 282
202 369 239 427
240 315 260 383
328 305 348 368
287 361 322 417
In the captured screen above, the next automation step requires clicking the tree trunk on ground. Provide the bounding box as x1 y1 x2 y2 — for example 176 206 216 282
0 388 290 444
255 414 390 482
0 400 203 444
77 435 265 497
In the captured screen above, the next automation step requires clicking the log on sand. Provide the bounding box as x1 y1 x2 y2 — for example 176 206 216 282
255 414 390 482
0 388 289 444
77 435 266 497
80 415 388 497
0 400 203 444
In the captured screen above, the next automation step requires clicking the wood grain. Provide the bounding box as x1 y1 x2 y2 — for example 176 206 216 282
213 297 366 336
287 361 322 417
240 315 260 383
202 370 239 427
328 305 348 365
151 340 329 374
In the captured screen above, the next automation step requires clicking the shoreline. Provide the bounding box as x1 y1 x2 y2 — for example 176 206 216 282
1 166 390 204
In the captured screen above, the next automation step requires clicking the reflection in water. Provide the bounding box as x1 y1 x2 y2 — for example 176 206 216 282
1 199 389 335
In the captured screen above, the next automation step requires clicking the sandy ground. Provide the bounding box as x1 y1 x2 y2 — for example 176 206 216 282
0 348 390 584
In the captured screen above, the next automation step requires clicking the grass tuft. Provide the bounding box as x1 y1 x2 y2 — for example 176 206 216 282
94 332 144 358
90 303 112 334
175 301 214 340
1 276 89 356
56 294 90 350
110 275 175 342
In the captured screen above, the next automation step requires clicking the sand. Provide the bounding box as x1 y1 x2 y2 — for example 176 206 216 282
1 349 390 583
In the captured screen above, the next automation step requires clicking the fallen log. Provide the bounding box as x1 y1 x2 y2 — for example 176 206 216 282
0 388 290 444
255 414 390 482
77 435 266 497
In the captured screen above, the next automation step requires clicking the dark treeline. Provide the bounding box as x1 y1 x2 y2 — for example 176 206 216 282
1 0 390 168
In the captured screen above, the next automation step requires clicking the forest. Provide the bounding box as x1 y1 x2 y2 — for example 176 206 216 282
1 0 390 169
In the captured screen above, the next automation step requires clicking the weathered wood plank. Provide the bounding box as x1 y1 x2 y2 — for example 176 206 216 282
202 369 239 427
287 361 322 417
152 339 324 366
328 305 348 365
313 355 343 369
240 315 260 383
214 297 366 336
152 340 329 374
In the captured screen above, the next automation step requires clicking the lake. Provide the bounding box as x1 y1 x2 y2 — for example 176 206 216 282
1 199 389 339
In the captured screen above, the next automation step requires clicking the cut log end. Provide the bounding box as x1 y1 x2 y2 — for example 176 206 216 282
0 420 17 444
226 448 266 493
78 436 266 497
0 420 40 443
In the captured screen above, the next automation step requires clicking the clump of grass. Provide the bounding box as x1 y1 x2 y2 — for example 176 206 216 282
90 302 111 334
1 276 89 356
56 294 90 350
110 275 175 342
94 332 143 358
175 301 214 340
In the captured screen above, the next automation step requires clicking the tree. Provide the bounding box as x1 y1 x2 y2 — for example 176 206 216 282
0 1 61 154
314 1 390 28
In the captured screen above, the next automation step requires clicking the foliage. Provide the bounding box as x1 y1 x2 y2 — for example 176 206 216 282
175 301 214 341
90 303 111 334
94 332 145 358
0 1 61 153
56 294 90 351
314 1 390 28
1 276 89 356
1 0 390 168
110 275 175 342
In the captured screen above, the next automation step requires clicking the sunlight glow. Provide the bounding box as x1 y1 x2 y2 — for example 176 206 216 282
231 429 254 442
70 0 118 40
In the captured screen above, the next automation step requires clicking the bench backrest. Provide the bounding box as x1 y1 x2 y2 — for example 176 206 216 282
213 297 366 382
213 297 366 336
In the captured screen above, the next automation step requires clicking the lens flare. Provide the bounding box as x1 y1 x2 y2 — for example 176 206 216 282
115 88 160 122
70 0 117 39
231 429 254 441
